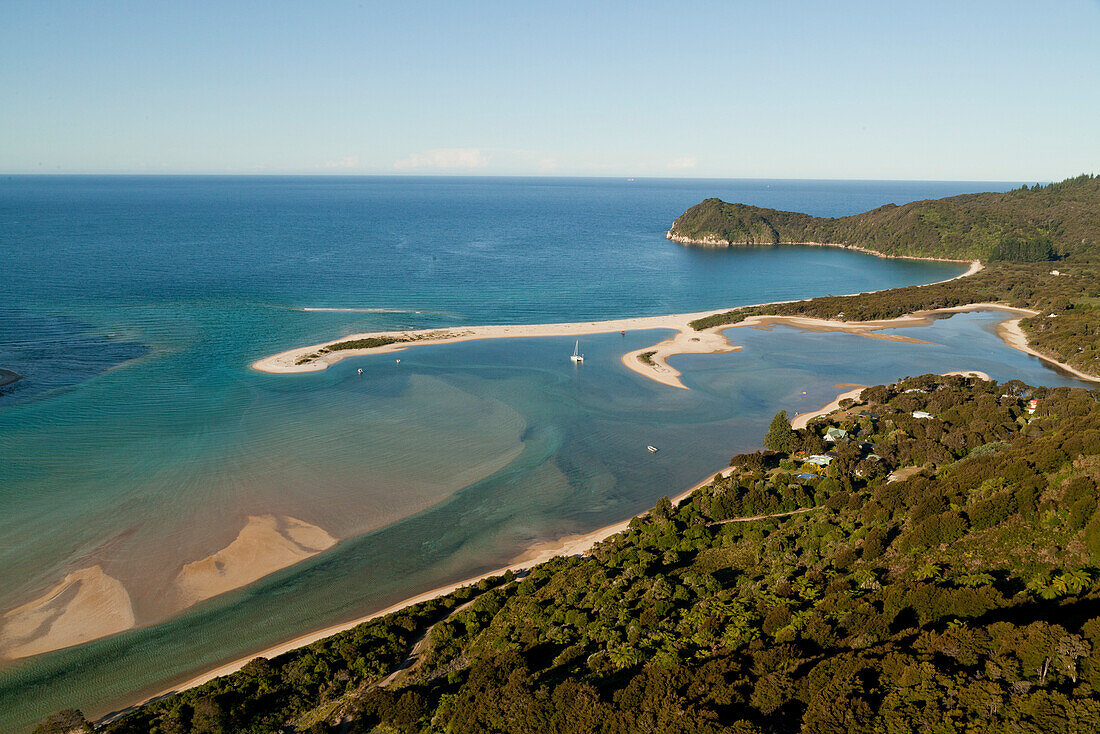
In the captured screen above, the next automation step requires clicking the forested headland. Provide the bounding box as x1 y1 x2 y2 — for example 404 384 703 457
667 175 1099 262
676 176 1100 377
46 374 1100 733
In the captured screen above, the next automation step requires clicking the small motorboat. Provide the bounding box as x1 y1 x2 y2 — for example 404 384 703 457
647 445 659 454
357 368 363 375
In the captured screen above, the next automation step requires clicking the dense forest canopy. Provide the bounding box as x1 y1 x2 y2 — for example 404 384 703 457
667 175 1100 261
48 375 1100 733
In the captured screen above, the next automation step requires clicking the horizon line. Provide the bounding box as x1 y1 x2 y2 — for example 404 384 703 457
0 172 1056 184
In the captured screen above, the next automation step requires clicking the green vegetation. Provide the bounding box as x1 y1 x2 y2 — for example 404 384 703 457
323 336 409 352
763 410 795 453
637 351 657 365
71 374 1100 733
678 176 1100 378
688 260 1100 377
668 174 1099 261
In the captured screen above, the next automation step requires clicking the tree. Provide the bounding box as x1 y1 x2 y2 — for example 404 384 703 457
764 411 796 453
33 711 91 734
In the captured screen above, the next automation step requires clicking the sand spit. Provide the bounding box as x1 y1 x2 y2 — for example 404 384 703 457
790 387 868 429
997 318 1100 384
174 515 337 606
0 566 135 660
256 260 1077 393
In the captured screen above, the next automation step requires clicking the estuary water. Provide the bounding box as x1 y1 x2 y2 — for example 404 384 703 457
0 176 1083 730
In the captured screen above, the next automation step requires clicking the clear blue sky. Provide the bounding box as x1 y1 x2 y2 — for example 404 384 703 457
2 0 1098 179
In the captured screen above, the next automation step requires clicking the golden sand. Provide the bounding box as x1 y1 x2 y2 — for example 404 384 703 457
1 566 135 659
174 515 337 605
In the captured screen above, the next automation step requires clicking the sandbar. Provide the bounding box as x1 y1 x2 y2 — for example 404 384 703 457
252 260 1096 391
1 566 135 660
174 515 337 606
252 261 986 388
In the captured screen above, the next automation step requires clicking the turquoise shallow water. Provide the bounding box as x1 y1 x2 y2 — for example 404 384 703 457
2 176 1078 731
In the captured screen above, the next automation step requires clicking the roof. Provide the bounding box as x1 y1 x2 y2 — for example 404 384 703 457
912 411 934 419
805 454 833 466
825 427 848 441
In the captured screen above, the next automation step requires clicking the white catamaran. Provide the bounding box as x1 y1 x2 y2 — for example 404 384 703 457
570 341 584 363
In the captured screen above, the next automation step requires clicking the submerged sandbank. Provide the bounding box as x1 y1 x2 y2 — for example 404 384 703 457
115 464 737 715
0 515 337 661
174 515 337 606
0 567 135 660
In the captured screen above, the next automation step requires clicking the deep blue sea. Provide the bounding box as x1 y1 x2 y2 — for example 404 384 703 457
0 176 1086 731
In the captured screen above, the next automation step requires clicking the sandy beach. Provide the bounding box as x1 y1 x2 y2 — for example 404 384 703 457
252 258 1096 389
254 260 985 385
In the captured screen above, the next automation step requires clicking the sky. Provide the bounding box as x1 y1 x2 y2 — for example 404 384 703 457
1 0 1098 180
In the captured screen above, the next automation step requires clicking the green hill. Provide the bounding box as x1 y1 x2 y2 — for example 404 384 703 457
52 375 1100 734
668 174 1100 261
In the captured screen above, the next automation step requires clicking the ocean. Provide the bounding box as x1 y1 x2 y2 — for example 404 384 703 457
0 176 1085 731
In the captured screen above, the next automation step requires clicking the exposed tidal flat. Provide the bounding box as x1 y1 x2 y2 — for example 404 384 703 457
0 175 1066 730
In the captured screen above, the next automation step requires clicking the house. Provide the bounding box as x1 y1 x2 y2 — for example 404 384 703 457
794 472 819 481
805 454 833 467
912 411 934 419
824 427 848 443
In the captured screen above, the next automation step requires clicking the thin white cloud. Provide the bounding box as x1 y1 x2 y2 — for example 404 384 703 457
668 156 698 170
393 148 489 170
322 156 359 169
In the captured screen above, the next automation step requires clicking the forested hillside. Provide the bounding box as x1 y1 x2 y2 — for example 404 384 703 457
676 176 1100 378
49 374 1100 733
667 174 1100 261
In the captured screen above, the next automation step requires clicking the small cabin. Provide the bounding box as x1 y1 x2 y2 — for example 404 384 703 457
912 411 934 419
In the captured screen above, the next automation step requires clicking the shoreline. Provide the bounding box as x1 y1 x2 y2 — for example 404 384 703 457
102 464 737 723
103 370 1009 721
252 258 983 387
100 257 1096 721
664 235 977 267
252 265 1100 391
